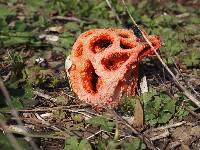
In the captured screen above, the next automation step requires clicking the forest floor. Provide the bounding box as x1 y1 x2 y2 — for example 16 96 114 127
0 0 200 150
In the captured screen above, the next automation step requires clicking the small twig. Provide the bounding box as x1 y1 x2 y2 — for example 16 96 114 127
118 135 135 142
0 125 67 140
189 85 200 98
0 32 34 38
0 107 98 119
65 92 77 99
86 130 104 140
2 71 11 82
150 130 170 141
51 16 82 23
184 106 200 119
33 90 77 101
172 62 200 98
0 105 81 113
51 16 98 24
121 0 200 108
34 113 62 132
33 90 58 103
151 121 186 132
111 109 160 150
175 13 190 18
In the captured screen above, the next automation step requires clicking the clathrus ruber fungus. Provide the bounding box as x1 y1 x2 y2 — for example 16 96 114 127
67 29 160 108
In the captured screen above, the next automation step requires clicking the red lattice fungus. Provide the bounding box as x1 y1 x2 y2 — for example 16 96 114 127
67 29 161 108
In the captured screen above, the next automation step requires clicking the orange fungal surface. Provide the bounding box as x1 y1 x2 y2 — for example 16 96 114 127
67 28 161 108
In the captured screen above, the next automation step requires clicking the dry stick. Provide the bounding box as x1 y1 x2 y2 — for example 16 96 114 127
0 125 67 140
86 130 104 140
0 77 39 150
34 113 62 132
172 60 200 98
150 130 170 141
0 106 84 113
33 90 77 100
183 105 200 119
0 107 97 119
2 71 11 82
51 16 83 23
111 110 160 150
118 135 134 142
33 90 58 103
151 121 186 132
51 16 98 24
121 0 200 108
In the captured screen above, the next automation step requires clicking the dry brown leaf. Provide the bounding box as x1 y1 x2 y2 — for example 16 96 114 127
181 144 190 150
133 97 144 129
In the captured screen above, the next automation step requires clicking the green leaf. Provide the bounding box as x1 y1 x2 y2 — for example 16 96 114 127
175 107 189 120
10 53 26 81
141 89 157 103
79 139 92 150
53 110 65 122
98 19 118 28
4 37 29 46
15 20 27 32
5 81 35 109
189 15 200 24
64 136 92 150
58 35 75 50
20 83 35 108
86 116 115 132
106 140 120 150
0 18 9 33
3 32 32 46
138 0 148 10
148 119 158 126
176 3 187 13
65 136 78 149
145 113 156 121
163 100 176 114
10 98 24 109
121 95 135 115
158 112 172 123
65 22 80 32
184 24 198 34
183 51 200 67
154 96 162 111
0 6 15 17
26 0 47 15
31 16 48 28
140 89 181 125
